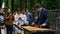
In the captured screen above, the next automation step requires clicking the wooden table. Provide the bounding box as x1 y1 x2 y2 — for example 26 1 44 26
22 26 55 34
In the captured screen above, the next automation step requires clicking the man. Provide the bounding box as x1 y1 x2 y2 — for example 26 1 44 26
32 4 50 28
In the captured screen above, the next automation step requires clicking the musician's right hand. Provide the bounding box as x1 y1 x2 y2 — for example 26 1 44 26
32 22 35 25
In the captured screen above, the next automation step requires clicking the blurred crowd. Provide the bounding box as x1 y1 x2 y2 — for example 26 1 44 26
0 8 33 34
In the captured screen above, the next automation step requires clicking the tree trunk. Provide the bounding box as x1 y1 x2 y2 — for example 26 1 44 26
0 0 2 8
11 0 14 11
20 0 22 10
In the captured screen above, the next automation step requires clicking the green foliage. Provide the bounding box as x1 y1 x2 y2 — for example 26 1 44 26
3 0 60 11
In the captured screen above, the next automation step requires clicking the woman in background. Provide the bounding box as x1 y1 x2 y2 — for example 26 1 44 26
6 9 14 34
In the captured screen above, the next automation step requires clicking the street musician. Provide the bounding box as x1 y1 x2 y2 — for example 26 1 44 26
32 4 50 28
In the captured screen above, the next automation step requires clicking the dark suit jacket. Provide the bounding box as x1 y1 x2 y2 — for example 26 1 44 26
34 8 50 28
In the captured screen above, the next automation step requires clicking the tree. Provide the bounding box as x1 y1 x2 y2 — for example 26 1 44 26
0 0 2 8
4 0 60 11
11 0 14 11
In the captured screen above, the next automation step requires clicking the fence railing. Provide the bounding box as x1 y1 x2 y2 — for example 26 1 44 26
48 10 60 34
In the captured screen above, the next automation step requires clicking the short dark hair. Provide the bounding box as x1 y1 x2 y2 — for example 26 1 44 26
22 9 26 12
34 4 41 9
17 8 21 12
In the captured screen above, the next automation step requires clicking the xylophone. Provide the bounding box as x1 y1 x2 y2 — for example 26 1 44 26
22 26 55 34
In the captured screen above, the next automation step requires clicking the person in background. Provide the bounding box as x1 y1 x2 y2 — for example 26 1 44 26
1 8 5 14
6 9 14 34
0 8 6 34
32 4 50 28
25 10 31 25
14 8 24 34
21 9 28 26
0 8 6 26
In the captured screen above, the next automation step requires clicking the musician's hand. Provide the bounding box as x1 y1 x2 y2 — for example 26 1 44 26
41 23 47 27
19 17 22 20
32 22 35 25
35 25 38 27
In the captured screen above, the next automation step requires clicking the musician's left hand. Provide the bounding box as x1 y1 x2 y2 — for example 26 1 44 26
41 23 47 26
